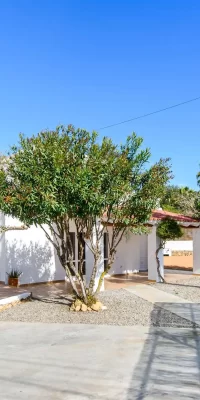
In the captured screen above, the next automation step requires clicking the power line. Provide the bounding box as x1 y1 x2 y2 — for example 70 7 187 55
99 96 200 130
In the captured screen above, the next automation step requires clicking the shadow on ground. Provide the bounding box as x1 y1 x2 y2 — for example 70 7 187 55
127 302 200 399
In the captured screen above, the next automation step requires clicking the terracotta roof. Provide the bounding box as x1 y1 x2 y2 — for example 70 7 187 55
151 209 199 223
102 209 200 227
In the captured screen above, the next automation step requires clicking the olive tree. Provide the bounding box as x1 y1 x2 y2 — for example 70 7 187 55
156 218 183 282
0 125 172 304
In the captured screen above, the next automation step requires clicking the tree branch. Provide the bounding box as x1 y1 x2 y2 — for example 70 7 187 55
0 225 28 233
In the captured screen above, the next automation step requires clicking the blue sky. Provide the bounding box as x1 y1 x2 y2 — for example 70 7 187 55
0 0 200 188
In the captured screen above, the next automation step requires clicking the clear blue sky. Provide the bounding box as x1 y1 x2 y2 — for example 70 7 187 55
0 1 200 188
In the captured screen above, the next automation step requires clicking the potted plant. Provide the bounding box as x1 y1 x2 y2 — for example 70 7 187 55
7 269 22 287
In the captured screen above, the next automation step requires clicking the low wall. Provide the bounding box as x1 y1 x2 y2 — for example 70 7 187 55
165 240 193 252
171 250 193 256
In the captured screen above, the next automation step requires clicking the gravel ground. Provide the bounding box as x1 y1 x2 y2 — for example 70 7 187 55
0 289 198 327
151 276 200 303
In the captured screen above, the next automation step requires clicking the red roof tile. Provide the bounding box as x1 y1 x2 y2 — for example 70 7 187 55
151 210 199 223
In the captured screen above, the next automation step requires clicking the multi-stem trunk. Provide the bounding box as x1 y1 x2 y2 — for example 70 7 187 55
42 219 88 304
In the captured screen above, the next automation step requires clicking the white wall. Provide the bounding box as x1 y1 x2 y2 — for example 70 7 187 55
140 235 148 271
3 215 65 285
108 228 148 275
0 213 6 283
164 240 193 252
0 214 150 285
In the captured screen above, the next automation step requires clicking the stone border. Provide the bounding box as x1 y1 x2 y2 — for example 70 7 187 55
0 292 31 306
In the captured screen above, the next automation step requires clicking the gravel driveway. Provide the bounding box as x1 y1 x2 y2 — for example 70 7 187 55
152 276 200 302
0 289 198 328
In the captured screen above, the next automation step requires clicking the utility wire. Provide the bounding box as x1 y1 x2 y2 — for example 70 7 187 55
99 96 200 130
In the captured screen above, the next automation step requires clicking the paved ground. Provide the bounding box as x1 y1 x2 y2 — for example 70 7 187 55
1 280 200 399
152 275 200 303
0 270 196 303
0 322 199 400
125 284 190 304
0 284 30 300
125 284 200 326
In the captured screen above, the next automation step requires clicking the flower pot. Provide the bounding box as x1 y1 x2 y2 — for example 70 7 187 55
8 277 19 287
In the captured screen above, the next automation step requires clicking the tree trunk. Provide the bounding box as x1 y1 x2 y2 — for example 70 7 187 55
95 252 115 293
88 251 100 295
155 244 165 283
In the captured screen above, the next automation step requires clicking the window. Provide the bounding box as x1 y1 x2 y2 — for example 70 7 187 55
78 233 86 275
104 232 109 271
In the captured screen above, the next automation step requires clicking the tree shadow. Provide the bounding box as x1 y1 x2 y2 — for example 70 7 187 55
127 303 200 399
6 239 55 285
31 293 74 306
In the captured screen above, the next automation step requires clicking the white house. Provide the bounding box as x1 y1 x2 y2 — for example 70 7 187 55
0 210 200 288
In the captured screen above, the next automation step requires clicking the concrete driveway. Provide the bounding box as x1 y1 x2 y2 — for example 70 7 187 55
0 322 199 399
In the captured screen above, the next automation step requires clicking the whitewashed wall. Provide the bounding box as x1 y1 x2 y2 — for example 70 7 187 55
0 213 150 285
164 240 193 252
0 216 95 285
108 228 148 274
2 215 65 285
139 235 148 271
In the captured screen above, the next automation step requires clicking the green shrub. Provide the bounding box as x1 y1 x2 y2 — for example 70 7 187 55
157 217 183 242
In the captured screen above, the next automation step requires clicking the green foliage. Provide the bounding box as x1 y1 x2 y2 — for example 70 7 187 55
157 217 183 242
195 171 200 216
6 269 22 278
0 124 172 298
161 204 181 214
0 127 172 229
161 185 199 216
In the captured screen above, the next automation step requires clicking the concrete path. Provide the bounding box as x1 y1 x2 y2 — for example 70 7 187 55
125 284 200 326
125 284 190 304
0 322 200 399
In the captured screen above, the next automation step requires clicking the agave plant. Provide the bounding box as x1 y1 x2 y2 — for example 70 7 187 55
6 269 22 278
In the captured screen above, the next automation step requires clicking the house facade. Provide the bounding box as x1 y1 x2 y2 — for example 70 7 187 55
0 210 200 288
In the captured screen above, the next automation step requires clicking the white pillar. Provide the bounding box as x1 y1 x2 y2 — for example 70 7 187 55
193 228 200 274
147 225 164 282
85 221 104 292
0 213 6 284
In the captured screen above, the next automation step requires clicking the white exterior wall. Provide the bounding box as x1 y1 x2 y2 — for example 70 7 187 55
2 215 65 285
140 235 148 271
108 228 148 275
0 215 95 286
0 213 6 283
164 240 193 252
193 229 200 274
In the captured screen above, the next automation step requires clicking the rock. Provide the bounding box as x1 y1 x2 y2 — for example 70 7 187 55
101 305 107 311
87 307 92 311
81 303 88 312
74 299 82 307
95 301 103 309
91 303 101 311
70 304 75 311
75 305 81 312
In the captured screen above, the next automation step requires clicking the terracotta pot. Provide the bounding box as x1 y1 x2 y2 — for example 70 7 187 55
8 277 19 287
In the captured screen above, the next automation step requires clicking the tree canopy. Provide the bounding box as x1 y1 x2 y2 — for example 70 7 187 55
157 217 183 242
160 185 199 216
0 125 172 304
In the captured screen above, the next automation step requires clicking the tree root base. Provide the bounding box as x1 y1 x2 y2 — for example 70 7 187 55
70 299 107 312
